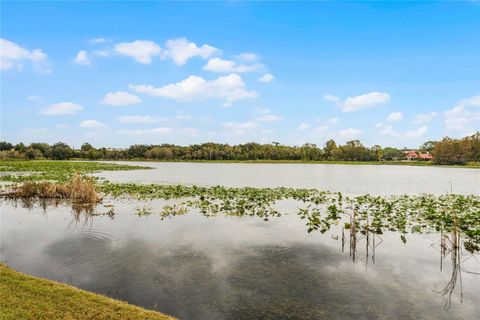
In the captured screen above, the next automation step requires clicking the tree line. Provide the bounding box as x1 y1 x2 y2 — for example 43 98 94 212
0 132 478 165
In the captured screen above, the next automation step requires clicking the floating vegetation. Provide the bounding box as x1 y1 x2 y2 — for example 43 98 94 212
0 160 150 182
100 182 480 247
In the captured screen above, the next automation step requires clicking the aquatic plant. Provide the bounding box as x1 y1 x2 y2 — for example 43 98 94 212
98 182 480 245
2 173 101 204
0 160 150 182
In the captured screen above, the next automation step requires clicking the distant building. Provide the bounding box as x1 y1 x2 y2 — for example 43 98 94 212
419 152 433 160
403 150 432 161
403 150 418 160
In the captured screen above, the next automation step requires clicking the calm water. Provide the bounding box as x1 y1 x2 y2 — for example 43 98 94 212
2 163 480 319
95 162 480 195
1 198 479 320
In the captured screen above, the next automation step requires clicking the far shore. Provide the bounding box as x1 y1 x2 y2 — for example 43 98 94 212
90 159 480 169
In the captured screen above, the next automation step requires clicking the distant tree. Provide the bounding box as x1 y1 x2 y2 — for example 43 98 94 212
324 140 337 160
25 147 43 160
382 147 404 161
371 145 383 161
300 143 322 161
81 142 95 152
337 140 372 161
419 140 437 153
0 141 13 151
14 143 26 153
128 144 151 158
29 143 51 158
50 142 74 160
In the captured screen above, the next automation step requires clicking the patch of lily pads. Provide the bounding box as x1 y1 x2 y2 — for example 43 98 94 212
99 182 480 247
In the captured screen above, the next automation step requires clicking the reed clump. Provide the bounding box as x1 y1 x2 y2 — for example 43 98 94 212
3 173 101 204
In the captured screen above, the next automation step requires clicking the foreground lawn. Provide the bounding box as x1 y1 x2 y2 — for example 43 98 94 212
0 264 175 320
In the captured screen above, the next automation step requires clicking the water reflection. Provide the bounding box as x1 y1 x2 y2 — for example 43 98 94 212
3 198 115 227
1 199 479 320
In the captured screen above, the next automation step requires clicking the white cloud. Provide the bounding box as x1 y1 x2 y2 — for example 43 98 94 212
338 128 363 139
405 125 428 138
27 95 42 101
89 38 107 44
222 121 258 130
235 53 259 62
387 111 403 122
114 40 161 64
92 50 110 57
328 117 339 125
74 50 90 65
313 126 329 135
100 91 142 106
203 58 261 73
444 105 480 137
412 112 436 124
182 127 200 137
258 73 275 83
25 127 48 134
118 127 198 137
323 94 340 102
342 92 390 112
458 95 480 106
130 73 258 107
380 125 399 137
256 108 271 115
253 108 282 122
377 122 428 139
117 115 157 124
162 38 218 65
0 38 50 73
255 114 282 122
55 123 68 129
175 113 192 121
150 127 173 134
298 123 310 131
222 121 259 136
41 102 83 115
80 120 107 129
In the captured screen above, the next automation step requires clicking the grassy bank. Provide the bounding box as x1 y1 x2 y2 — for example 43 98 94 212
0 264 175 320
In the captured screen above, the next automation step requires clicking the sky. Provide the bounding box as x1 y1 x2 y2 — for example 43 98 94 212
1 1 479 149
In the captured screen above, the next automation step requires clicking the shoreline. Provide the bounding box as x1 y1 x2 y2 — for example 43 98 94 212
94 159 480 169
0 264 175 320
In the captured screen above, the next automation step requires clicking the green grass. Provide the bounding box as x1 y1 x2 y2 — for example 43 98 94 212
0 264 175 320
0 160 151 182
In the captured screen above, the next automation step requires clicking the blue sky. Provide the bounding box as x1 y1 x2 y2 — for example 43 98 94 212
1 1 479 148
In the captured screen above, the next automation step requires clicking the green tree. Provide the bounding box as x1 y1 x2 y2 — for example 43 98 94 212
419 140 437 153
50 142 74 160
0 141 13 151
371 145 383 161
323 140 337 160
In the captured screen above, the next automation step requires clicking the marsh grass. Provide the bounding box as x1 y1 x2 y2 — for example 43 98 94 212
2 173 101 204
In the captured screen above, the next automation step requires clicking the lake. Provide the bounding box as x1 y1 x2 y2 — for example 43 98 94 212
95 162 480 195
1 163 480 319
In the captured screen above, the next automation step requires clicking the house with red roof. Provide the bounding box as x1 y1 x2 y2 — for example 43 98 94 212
419 152 433 160
403 150 418 160
403 150 433 161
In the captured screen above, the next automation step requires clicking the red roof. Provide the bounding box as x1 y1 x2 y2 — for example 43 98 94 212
404 151 418 158
419 153 433 160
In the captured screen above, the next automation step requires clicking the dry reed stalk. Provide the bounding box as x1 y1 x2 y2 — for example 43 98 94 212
2 173 101 204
